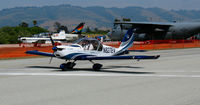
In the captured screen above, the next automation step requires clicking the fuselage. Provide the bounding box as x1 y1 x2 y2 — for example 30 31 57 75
109 22 200 41
53 38 119 60
19 31 79 43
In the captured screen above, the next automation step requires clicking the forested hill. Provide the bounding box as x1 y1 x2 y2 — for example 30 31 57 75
0 4 200 30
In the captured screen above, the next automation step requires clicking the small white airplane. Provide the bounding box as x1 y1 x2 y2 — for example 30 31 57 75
26 28 160 71
19 31 67 43
19 23 85 43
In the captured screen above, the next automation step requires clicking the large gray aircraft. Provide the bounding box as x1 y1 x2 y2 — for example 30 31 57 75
108 21 200 41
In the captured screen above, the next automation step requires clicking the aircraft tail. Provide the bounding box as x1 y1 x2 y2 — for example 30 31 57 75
71 22 85 34
115 29 135 55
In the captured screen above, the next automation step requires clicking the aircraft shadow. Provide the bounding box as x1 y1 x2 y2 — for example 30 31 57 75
27 66 60 69
105 65 143 69
27 65 154 74
96 70 153 74
60 66 153 74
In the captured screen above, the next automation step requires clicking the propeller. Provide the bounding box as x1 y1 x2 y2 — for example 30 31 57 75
49 56 53 64
50 34 55 46
49 35 57 64
50 35 58 51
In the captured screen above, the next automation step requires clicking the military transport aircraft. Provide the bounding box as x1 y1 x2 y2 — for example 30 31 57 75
109 21 200 41
26 28 160 71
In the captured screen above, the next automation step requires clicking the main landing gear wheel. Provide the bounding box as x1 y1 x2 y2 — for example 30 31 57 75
93 63 103 71
60 62 76 71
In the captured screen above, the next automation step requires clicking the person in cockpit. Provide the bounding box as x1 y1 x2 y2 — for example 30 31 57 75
81 40 94 50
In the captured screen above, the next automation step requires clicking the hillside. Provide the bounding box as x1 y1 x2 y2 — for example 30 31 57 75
0 4 200 31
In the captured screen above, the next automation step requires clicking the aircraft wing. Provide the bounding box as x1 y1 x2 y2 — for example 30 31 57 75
83 55 160 60
26 50 55 57
115 21 172 27
115 21 172 33
115 21 172 25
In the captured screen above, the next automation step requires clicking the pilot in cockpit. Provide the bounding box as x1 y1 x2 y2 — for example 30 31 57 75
81 40 94 50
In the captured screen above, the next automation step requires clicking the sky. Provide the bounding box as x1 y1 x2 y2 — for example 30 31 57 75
0 0 200 10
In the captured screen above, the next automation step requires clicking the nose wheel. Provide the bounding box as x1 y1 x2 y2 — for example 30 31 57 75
60 62 76 71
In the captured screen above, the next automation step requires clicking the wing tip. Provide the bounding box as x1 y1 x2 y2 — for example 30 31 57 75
155 55 160 59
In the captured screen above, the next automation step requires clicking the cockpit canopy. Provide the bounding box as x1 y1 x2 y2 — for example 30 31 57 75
74 38 103 51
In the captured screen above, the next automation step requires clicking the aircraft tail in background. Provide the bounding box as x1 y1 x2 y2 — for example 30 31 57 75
71 22 85 34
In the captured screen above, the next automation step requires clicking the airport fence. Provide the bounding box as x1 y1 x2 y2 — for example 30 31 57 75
105 39 200 50
0 39 200 59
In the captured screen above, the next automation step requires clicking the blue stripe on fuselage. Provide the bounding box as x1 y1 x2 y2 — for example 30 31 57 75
62 53 94 60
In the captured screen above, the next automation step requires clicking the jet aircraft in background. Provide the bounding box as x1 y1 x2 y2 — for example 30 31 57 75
19 22 85 43
108 20 200 41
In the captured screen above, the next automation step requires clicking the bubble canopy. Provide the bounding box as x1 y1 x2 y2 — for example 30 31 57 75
74 38 103 51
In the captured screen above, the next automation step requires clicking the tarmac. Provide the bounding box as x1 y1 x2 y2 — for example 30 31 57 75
0 48 200 105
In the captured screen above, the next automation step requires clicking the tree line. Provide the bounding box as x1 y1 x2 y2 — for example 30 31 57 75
84 27 110 34
0 20 48 44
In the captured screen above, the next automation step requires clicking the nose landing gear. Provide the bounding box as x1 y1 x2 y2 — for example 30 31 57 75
60 62 76 71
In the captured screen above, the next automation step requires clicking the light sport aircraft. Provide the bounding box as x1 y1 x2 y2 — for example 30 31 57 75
26 29 160 71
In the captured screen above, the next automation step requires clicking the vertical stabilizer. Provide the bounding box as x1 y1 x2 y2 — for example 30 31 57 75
71 22 85 34
115 29 135 55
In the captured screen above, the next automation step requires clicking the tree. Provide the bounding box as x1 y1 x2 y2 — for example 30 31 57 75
94 28 98 32
0 32 10 44
85 26 91 33
60 25 69 33
33 20 37 27
19 22 29 27
53 22 69 32
0 26 48 44
54 22 61 32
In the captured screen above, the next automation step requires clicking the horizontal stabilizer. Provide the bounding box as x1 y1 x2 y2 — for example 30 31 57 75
134 55 160 59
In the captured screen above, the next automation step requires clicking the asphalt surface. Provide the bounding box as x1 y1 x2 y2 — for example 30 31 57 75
0 48 200 105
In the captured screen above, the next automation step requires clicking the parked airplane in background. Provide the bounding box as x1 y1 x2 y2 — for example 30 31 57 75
19 22 85 43
71 22 85 34
26 28 160 71
108 20 200 41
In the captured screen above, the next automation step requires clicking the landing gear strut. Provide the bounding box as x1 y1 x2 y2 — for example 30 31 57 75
60 61 76 71
59 60 103 71
90 60 103 71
